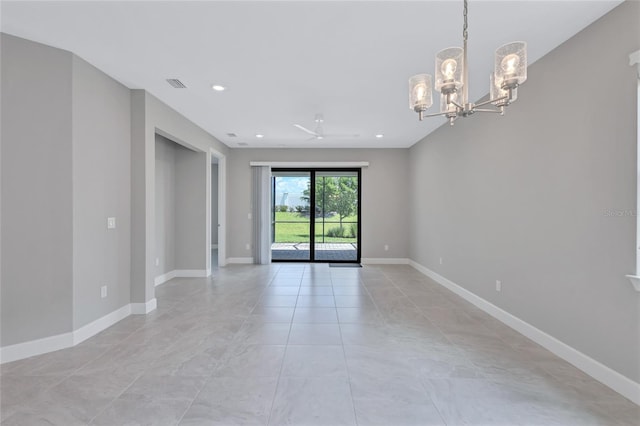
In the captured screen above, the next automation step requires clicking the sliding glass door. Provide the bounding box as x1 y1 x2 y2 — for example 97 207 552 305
271 169 361 263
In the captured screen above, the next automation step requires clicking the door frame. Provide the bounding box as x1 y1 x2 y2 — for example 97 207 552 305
271 167 361 263
210 148 226 268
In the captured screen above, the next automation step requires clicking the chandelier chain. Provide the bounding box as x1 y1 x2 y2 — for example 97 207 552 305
463 0 468 42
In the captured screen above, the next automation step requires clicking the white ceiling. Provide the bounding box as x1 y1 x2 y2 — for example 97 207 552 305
1 1 621 148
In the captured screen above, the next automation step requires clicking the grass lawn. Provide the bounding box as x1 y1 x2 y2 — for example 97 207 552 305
274 211 358 243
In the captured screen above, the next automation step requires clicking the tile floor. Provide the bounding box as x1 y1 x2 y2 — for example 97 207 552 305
1 264 638 425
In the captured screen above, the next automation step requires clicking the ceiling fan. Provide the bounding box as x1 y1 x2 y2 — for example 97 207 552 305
293 113 359 140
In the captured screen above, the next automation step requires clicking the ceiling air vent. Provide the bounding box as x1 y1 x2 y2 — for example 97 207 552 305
237 142 249 146
166 79 187 88
226 133 238 138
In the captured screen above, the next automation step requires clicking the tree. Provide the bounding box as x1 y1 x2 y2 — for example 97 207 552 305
332 177 357 227
302 177 338 217
301 176 358 226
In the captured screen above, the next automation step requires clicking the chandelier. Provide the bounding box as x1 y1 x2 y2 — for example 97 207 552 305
409 0 527 125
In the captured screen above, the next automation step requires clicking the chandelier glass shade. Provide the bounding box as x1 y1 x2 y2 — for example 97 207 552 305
409 74 433 113
409 0 527 124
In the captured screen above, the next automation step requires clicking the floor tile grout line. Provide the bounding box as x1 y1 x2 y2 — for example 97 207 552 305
356 268 389 329
331 266 361 426
86 370 145 425
265 265 304 426
174 373 210 425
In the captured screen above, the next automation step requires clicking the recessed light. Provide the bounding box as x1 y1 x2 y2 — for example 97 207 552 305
255 134 265 138
375 134 384 138
211 85 225 91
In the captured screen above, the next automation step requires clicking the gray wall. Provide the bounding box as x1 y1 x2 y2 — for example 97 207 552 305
409 1 639 382
1 34 74 345
1 34 132 343
72 55 131 329
226 148 410 260
155 134 177 276
175 149 208 270
129 90 149 304
211 164 219 245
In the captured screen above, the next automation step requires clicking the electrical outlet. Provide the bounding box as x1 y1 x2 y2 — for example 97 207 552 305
107 217 116 229
101 286 107 298
496 280 502 292
247 212 252 220
384 244 389 251
246 243 251 250
155 258 159 266
439 257 443 265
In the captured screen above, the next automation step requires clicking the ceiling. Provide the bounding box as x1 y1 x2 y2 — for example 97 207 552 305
1 1 621 149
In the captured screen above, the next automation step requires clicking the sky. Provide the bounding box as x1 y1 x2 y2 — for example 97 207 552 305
274 176 308 206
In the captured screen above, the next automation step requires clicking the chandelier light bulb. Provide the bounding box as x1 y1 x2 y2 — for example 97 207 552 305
441 59 458 80
495 41 527 89
501 54 520 75
408 74 433 115
435 47 463 93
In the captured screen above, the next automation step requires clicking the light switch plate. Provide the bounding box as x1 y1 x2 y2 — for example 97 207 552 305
107 217 116 229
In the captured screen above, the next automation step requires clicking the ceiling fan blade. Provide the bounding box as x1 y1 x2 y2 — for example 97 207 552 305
322 133 360 138
293 124 319 136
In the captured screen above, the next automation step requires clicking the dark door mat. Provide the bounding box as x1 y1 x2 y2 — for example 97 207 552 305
329 263 362 268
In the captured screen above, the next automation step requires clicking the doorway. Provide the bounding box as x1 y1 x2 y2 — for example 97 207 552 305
271 168 361 263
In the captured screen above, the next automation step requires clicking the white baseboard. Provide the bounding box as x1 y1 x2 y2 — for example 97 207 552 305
0 332 73 364
227 257 254 264
625 274 640 292
0 301 144 364
73 304 131 345
409 260 640 406
155 269 208 287
361 258 410 265
154 270 177 287
131 298 157 314
175 269 207 278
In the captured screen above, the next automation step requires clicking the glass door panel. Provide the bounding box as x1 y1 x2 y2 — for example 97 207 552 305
271 171 311 261
314 171 358 262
